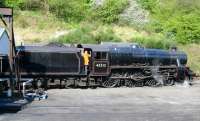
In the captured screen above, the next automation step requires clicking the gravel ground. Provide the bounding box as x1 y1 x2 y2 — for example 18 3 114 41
0 80 200 121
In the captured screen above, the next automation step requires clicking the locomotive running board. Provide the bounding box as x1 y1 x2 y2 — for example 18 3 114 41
110 76 152 80
111 65 177 69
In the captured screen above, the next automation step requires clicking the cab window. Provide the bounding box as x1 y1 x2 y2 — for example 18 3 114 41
94 52 108 60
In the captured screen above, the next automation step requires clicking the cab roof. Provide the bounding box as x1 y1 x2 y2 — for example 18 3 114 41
81 44 109 52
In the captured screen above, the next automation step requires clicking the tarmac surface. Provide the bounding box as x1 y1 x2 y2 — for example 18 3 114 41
0 80 200 121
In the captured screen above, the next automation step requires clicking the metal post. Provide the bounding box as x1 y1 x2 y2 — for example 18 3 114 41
0 57 2 72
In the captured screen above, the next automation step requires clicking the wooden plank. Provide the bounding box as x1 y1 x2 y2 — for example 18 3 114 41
0 8 13 16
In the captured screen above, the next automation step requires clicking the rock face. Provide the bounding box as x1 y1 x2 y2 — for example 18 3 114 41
120 0 149 26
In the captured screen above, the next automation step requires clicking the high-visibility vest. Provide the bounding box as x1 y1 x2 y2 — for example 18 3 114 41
83 52 91 65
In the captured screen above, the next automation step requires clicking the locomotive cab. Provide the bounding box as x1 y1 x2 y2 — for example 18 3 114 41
92 51 110 76
82 44 110 76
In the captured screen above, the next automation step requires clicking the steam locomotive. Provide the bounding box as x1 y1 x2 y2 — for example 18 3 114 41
0 8 193 97
0 42 191 89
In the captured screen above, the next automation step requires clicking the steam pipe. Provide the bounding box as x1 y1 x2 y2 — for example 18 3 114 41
176 58 181 67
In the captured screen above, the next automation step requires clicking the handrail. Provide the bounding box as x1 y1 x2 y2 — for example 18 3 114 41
22 79 33 97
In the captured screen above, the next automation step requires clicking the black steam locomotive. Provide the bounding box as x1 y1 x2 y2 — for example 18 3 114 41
0 42 190 89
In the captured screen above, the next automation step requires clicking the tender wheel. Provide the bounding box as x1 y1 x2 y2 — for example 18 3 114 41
124 80 135 87
135 81 144 87
65 79 75 88
102 78 119 88
146 79 158 87
164 79 174 86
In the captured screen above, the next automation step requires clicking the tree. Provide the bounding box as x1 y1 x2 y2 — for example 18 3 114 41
0 1 5 7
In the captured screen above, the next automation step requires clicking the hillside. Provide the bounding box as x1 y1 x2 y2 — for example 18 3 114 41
0 0 199 74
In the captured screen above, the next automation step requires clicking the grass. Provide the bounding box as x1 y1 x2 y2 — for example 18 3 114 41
14 10 70 45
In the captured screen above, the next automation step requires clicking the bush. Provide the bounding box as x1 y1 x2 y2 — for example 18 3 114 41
48 0 129 23
91 0 129 23
164 12 200 44
138 0 200 44
5 0 45 10
57 24 121 44
48 0 90 22
5 0 22 8
137 0 157 13
5 0 128 24
95 27 121 43
19 0 46 11
0 1 5 7
57 25 95 44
